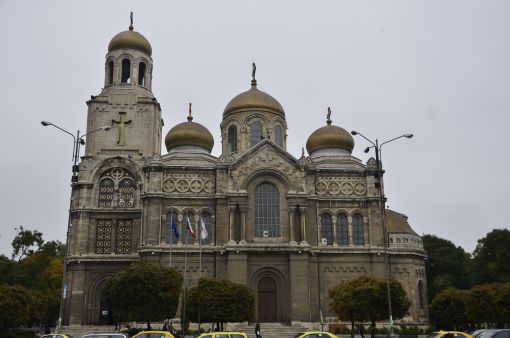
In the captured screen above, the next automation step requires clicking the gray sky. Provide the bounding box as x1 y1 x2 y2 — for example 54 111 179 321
1 0 509 256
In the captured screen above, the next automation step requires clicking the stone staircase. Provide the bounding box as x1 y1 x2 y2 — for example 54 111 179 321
59 325 116 337
234 322 318 338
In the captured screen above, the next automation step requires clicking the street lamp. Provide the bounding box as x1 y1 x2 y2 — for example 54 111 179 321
41 120 110 330
351 130 413 336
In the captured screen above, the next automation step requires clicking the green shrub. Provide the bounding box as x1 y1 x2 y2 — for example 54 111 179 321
0 328 36 338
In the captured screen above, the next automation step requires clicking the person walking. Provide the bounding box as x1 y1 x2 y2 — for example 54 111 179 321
255 322 262 338
359 324 365 338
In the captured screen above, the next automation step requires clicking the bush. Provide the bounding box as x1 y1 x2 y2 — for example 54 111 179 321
0 329 36 338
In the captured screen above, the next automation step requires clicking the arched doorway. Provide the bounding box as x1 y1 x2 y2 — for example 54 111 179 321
258 277 277 322
99 293 114 325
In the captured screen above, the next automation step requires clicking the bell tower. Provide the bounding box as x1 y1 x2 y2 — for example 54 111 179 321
84 13 162 159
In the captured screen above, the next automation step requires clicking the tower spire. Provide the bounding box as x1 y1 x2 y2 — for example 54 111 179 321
129 12 134 31
188 102 193 122
327 107 332 125
251 62 257 87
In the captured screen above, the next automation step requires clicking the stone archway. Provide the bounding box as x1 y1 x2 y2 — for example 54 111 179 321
258 277 278 322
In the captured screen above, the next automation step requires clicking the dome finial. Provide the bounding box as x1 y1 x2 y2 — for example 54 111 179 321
188 102 193 122
327 107 332 125
129 12 134 31
251 62 257 87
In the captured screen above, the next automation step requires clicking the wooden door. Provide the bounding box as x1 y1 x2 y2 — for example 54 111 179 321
258 277 277 322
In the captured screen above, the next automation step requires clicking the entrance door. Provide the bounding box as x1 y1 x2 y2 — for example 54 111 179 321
258 277 277 322
99 295 114 325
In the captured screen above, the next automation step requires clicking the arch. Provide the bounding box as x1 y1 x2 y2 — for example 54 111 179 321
251 267 288 322
250 121 263 147
336 213 349 245
320 213 333 245
121 58 131 83
352 213 364 245
240 168 292 191
85 273 114 325
97 168 136 208
274 124 283 147
254 182 280 238
228 124 238 153
138 62 146 86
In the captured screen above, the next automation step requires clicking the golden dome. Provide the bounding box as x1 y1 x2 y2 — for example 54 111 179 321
165 114 214 153
386 210 418 235
108 29 152 56
306 111 354 154
223 80 284 117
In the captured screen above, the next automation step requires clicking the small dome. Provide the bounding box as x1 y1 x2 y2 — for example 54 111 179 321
386 210 418 235
108 29 152 56
306 112 354 155
165 114 214 153
223 79 284 118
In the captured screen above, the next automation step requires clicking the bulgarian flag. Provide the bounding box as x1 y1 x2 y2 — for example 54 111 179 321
186 215 196 238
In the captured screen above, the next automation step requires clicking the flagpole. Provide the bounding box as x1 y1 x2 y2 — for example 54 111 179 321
169 214 173 268
182 212 189 336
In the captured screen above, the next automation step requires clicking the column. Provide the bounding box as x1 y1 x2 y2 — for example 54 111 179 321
348 215 353 246
194 214 200 245
240 206 247 244
299 207 307 244
289 207 296 244
229 205 236 244
177 213 183 245
332 215 338 246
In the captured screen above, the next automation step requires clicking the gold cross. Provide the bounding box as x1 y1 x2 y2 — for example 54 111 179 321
112 112 132 145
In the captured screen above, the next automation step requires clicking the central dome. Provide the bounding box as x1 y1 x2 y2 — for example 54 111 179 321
306 111 354 155
108 29 152 56
223 79 284 117
165 114 214 153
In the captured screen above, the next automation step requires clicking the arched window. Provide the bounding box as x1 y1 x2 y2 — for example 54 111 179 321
320 214 333 245
251 121 263 147
200 211 214 245
182 211 195 244
337 214 349 245
165 211 179 245
121 59 131 83
294 208 302 242
108 61 114 85
418 280 424 309
138 62 146 86
352 214 364 245
275 125 283 147
254 183 280 237
228 125 238 153
98 168 136 208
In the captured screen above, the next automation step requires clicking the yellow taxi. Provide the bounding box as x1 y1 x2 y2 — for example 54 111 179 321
132 331 175 338
426 331 473 338
292 332 337 338
197 332 248 338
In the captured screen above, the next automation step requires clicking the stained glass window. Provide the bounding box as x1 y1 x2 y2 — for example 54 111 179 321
98 168 136 208
251 121 263 147
337 214 349 245
352 214 364 245
95 220 112 254
320 214 333 245
254 183 280 237
275 125 283 147
116 219 133 254
228 125 238 153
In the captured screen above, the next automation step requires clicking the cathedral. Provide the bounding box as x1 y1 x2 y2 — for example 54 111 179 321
63 20 428 326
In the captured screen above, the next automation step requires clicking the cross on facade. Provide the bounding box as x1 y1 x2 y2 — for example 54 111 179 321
112 112 132 145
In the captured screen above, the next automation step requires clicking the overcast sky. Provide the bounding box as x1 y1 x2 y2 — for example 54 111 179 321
1 0 509 257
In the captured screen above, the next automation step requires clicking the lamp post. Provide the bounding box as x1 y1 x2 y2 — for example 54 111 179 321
351 130 413 336
41 121 110 330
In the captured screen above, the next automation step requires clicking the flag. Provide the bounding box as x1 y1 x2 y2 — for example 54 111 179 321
200 217 208 241
171 215 179 240
186 215 196 238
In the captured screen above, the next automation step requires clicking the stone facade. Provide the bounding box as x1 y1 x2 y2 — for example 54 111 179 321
62 23 428 326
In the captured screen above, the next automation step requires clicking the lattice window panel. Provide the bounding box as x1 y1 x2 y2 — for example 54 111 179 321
98 178 114 207
116 219 133 254
118 178 135 208
97 168 136 208
95 220 112 254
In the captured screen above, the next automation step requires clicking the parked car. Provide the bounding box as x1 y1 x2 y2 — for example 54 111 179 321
131 331 174 338
426 331 473 338
292 332 337 338
81 334 131 338
475 329 510 338
40 335 74 338
196 332 248 338
471 330 486 338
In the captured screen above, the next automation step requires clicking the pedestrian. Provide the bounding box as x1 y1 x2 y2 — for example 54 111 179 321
255 322 261 338
359 324 365 338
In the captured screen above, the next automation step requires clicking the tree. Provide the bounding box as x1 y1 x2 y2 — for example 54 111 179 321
11 226 44 261
0 284 38 330
186 278 255 329
471 229 510 284
429 288 468 330
422 234 471 301
102 263 183 328
329 276 411 338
